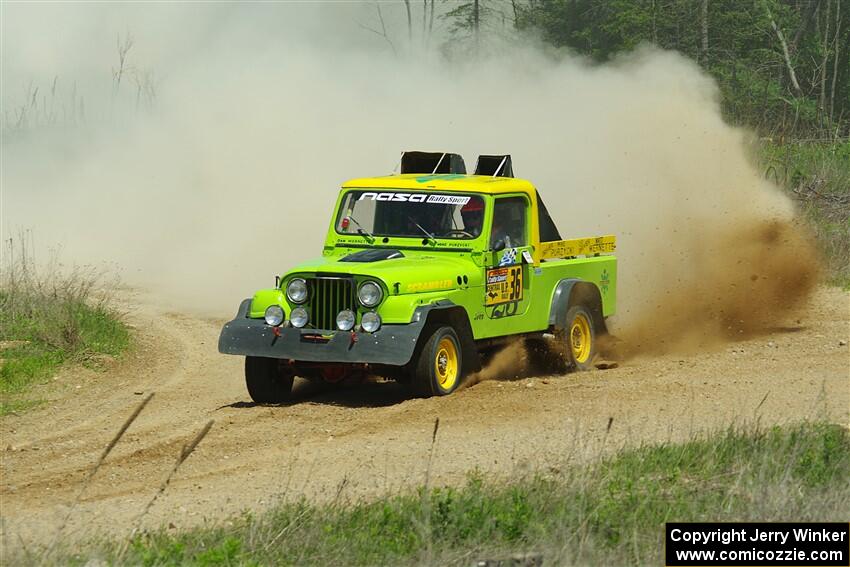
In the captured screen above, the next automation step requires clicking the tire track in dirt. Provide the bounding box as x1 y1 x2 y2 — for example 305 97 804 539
1 287 847 550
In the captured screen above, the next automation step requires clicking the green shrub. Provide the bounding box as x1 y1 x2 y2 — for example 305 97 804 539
762 141 850 287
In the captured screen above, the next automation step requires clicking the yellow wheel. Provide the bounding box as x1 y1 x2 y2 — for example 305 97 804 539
570 312 592 364
435 336 460 391
412 326 463 397
565 305 596 371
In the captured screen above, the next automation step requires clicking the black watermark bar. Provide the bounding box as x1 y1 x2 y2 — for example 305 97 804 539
666 523 849 566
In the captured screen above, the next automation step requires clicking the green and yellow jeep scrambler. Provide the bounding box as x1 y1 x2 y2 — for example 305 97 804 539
219 152 616 401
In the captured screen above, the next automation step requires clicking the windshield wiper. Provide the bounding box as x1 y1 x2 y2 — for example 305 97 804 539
409 218 437 246
347 216 375 243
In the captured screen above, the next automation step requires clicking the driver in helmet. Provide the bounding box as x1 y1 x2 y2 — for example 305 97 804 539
459 199 484 238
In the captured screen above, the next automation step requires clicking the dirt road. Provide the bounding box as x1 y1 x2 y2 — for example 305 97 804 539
1 288 847 549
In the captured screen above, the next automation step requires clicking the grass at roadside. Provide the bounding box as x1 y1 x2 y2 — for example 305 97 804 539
41 421 849 566
761 141 850 288
0 238 129 416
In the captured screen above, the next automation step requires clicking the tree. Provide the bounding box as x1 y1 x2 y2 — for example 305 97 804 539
507 0 850 138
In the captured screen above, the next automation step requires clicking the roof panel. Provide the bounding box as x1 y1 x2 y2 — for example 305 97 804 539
341 174 536 194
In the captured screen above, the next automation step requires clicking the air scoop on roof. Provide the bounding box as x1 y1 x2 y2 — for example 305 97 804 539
474 155 513 177
401 151 467 174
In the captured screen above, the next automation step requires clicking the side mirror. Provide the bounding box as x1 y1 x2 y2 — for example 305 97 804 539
491 239 506 252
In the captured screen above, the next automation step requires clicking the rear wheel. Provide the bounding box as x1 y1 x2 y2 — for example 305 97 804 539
245 356 294 403
412 326 463 397
564 305 596 371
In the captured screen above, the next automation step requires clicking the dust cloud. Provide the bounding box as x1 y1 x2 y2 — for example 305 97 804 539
463 341 528 389
2 4 819 353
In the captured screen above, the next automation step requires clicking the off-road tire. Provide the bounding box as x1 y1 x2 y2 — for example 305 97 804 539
411 326 463 397
563 305 597 371
245 356 295 403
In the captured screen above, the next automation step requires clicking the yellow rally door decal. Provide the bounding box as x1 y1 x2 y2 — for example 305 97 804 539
486 266 523 306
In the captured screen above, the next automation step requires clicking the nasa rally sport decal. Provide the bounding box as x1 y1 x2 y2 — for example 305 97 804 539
357 192 470 206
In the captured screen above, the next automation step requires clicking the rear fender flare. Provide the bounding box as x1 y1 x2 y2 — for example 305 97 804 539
548 279 607 335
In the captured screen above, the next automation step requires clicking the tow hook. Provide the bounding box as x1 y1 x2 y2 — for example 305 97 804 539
350 331 358 346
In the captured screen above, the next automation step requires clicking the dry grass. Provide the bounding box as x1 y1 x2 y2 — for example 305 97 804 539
46 393 155 557
0 233 129 414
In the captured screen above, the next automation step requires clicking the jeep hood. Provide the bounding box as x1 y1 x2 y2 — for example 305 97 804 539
284 252 475 295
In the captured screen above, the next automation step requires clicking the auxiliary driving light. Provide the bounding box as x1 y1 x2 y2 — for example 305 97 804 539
286 278 308 304
336 309 356 331
264 305 285 327
290 307 309 328
361 311 381 333
357 281 383 307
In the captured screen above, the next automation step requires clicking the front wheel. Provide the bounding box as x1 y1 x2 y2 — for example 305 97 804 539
412 326 463 397
564 305 597 371
245 356 294 403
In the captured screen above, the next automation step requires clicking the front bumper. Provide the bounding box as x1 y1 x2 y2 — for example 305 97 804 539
218 299 426 366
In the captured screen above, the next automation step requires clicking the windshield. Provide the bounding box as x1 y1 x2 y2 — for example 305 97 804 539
336 190 485 240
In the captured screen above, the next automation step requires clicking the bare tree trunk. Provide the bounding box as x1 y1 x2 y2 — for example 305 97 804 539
429 0 435 36
113 33 134 95
473 0 480 50
762 0 803 95
403 0 412 43
830 0 842 125
820 0 831 116
700 0 709 64
791 0 821 53
422 0 427 44
358 3 397 56
651 0 658 43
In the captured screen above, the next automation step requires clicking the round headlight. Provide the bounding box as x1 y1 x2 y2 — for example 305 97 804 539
290 307 309 328
286 278 308 304
358 281 383 307
361 311 381 333
336 309 356 331
264 305 285 327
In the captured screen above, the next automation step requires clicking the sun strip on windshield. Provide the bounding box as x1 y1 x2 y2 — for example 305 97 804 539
356 192 471 206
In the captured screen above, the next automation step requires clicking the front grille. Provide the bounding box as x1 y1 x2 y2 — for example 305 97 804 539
307 277 356 330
